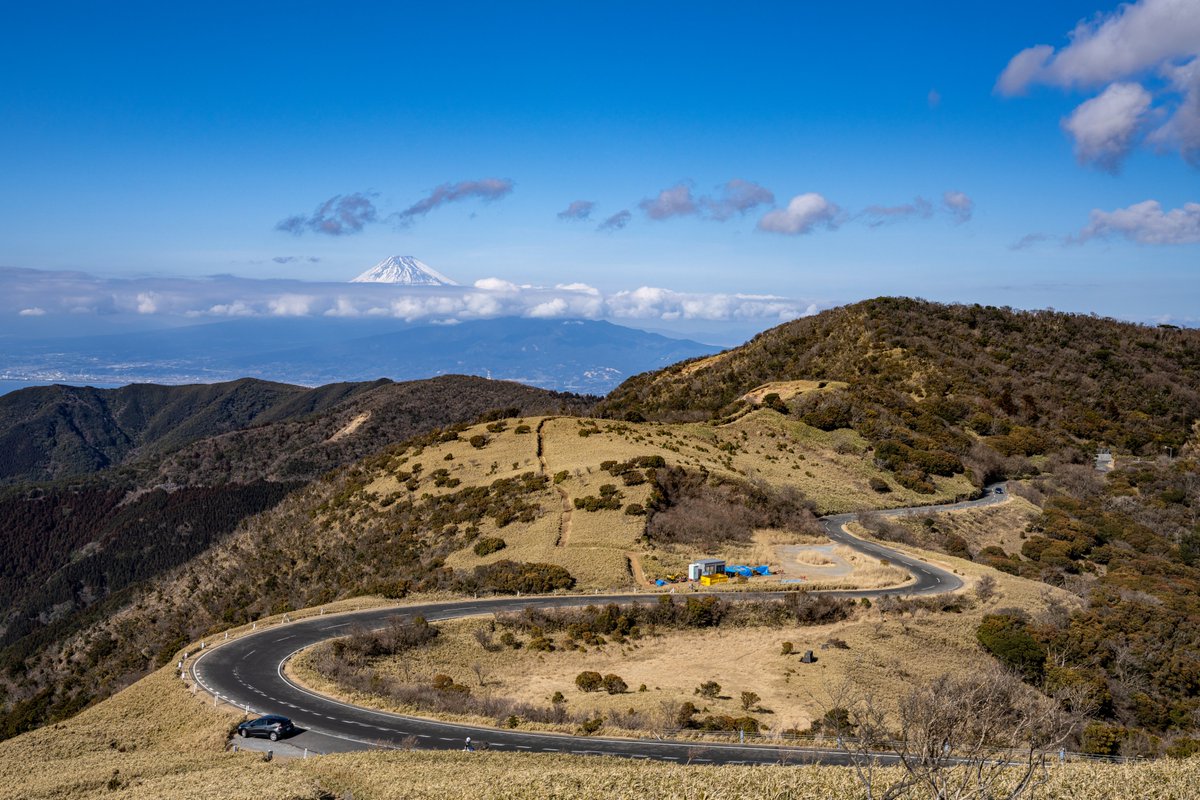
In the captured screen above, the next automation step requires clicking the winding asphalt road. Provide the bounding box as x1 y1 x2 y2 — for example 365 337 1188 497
190 485 1007 763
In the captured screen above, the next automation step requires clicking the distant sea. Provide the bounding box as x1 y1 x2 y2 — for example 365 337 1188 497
0 379 127 396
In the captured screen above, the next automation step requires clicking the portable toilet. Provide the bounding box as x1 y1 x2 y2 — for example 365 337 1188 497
689 558 726 581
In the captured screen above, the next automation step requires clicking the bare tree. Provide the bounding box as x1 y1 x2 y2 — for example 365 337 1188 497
975 575 997 603
470 661 490 687
819 666 1088 800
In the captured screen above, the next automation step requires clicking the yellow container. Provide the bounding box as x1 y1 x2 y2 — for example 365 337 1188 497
700 574 728 586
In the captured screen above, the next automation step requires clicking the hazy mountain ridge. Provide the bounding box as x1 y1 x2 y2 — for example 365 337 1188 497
0 378 382 485
2 317 721 395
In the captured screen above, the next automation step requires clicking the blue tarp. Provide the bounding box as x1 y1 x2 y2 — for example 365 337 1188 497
753 565 770 575
655 579 667 586
724 565 754 577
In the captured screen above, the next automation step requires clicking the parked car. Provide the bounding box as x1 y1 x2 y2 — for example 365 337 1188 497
237 714 295 741
993 485 1005 494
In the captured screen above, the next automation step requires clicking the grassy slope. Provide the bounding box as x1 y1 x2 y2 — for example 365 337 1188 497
289 499 1074 739
3 608 1198 800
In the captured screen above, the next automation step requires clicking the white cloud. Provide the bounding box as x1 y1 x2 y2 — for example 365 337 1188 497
1078 199 1200 244
555 282 600 295
136 292 160 314
639 183 699 220
268 294 315 316
203 301 256 317
997 0 1200 93
473 277 520 293
607 286 811 322
1062 83 1153 171
996 0 1200 167
18 307 46 316
324 296 362 318
1153 58 1200 164
528 298 569 318
942 190 975 223
757 193 841 235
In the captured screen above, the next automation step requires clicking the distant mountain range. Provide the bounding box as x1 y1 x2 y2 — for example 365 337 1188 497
1 317 722 394
350 255 458 286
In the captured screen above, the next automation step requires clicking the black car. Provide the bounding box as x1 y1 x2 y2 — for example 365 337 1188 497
237 714 295 741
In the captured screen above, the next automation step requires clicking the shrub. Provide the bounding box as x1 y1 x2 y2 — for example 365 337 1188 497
578 716 603 734
761 393 789 414
740 691 760 711
473 537 506 556
553 470 570 484
575 671 604 692
432 674 469 694
466 560 576 594
696 680 721 699
469 434 488 449
868 476 891 493
675 701 698 728
1081 722 1125 756
602 674 628 694
976 613 1046 682
781 641 794 655
624 503 646 516
698 715 761 734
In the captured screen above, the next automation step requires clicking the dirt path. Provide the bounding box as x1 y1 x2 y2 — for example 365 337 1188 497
536 418 574 548
626 551 651 588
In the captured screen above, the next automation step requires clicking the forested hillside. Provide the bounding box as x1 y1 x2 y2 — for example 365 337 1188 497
603 298 1200 757
0 378 378 484
601 297 1199 453
0 376 593 739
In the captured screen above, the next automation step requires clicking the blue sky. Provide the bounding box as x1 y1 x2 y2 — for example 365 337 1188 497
1 0 1197 340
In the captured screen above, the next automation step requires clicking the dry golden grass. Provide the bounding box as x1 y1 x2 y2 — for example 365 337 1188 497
895 495 1042 556
7 600 1196 800
298 412 979 594
293 551 1072 741
740 379 849 404
300 751 1200 800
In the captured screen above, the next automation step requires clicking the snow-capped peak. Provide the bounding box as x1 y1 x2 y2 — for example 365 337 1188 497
350 256 459 286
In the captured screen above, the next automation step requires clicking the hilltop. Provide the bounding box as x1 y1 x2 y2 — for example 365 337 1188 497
600 297 1200 454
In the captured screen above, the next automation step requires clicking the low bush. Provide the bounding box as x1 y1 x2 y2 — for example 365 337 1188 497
473 537 506 556
602 674 628 695
575 671 604 692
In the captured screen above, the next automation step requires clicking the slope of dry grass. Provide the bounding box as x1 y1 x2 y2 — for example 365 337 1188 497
3 657 1196 800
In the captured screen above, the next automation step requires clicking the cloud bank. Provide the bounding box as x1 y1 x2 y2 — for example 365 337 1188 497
0 267 817 326
996 0 1200 169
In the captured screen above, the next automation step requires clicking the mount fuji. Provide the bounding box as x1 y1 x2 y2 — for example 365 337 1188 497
350 256 459 286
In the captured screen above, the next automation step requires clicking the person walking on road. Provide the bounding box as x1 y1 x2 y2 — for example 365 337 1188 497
464 736 474 752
